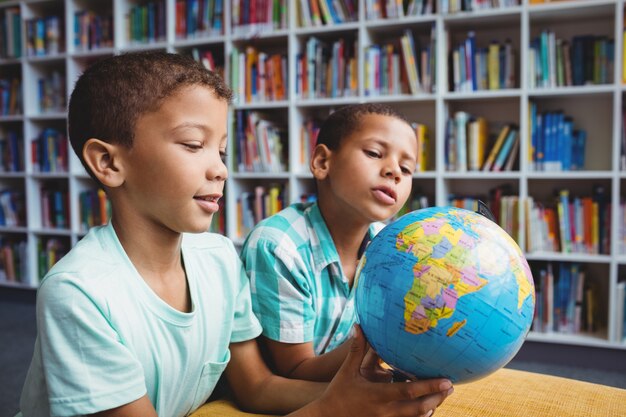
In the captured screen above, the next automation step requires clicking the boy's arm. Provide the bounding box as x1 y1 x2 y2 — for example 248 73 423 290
226 326 454 417
225 338 327 414
89 395 158 417
263 336 351 381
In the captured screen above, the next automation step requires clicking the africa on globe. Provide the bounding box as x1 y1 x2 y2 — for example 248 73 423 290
355 206 535 383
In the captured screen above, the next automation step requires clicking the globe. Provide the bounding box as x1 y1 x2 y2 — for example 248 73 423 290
355 206 535 384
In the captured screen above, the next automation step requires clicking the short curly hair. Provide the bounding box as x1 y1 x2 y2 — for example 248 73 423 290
316 103 412 150
68 51 233 183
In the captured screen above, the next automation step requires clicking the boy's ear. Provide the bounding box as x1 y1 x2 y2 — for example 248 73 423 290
310 144 332 180
82 138 125 188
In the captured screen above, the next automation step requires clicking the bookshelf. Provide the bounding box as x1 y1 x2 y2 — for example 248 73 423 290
1 0 625 352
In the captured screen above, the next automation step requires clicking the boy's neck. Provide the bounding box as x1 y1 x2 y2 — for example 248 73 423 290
112 215 191 312
316 200 370 284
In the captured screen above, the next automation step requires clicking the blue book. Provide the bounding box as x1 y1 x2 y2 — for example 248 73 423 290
530 102 538 169
543 112 553 170
491 128 518 172
53 190 66 229
465 32 477 91
574 130 586 170
558 189 571 253
561 117 574 171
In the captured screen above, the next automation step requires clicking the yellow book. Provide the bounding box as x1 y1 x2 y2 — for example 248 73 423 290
488 42 500 90
591 202 599 254
415 123 429 172
623 31 626 83
468 117 488 171
245 46 258 103
400 30 420 94
482 124 510 171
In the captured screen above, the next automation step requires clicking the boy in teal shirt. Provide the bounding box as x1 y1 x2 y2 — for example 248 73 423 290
17 53 452 417
242 104 419 381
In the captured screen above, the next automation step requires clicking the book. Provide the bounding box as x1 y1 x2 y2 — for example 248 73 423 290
482 124 511 171
491 127 518 172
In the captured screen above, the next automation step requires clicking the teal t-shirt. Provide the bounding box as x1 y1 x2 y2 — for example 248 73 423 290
241 202 383 355
18 223 261 417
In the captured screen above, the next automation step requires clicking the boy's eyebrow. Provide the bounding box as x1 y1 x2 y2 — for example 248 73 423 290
172 122 211 132
367 137 418 162
171 123 227 141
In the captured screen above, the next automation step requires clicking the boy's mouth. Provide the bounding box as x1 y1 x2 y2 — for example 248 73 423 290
194 194 222 202
372 186 397 204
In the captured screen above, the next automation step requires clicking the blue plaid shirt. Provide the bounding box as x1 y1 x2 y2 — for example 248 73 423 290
241 202 383 355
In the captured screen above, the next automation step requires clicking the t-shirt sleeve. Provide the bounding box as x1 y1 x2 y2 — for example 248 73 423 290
36 275 147 416
242 236 315 344
228 240 263 343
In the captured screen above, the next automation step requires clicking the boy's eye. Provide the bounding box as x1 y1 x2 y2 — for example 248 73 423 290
183 142 203 151
401 166 413 175
365 150 381 158
220 151 227 163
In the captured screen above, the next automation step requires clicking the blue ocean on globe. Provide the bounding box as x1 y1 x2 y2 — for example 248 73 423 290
355 206 535 383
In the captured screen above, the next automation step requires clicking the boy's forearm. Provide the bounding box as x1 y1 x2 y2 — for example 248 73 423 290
285 341 351 381
226 339 327 415
238 375 327 414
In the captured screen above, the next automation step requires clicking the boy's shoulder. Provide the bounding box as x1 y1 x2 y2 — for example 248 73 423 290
244 202 317 248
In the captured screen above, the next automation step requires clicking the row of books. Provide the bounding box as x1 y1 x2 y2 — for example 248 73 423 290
0 77 21 116
0 189 25 228
234 110 287 173
126 1 166 44
616 281 626 342
0 7 21 59
450 33 515 92
296 37 358 99
297 0 358 27
191 47 225 80
441 0 518 14
0 239 28 284
78 189 110 233
529 31 614 89
365 0 434 19
529 104 587 172
31 128 69 173
175 0 224 39
237 184 285 238
0 129 23 172
231 0 287 35
445 114 519 172
73 10 114 51
230 46 287 104
25 15 63 57
525 186 611 255
532 262 598 335
41 188 69 230
37 238 68 280
448 188 520 243
400 28 436 95
39 71 66 114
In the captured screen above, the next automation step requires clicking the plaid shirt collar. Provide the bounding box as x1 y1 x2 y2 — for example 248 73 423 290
305 202 377 277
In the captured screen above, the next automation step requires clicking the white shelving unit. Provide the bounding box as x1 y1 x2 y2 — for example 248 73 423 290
1 0 625 352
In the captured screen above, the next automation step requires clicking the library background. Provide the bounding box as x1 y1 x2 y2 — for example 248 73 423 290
0 0 626 360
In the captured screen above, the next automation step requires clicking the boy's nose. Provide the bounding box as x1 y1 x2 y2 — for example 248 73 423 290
208 156 228 181
383 164 401 182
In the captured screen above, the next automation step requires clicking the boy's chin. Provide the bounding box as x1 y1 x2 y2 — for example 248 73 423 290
184 222 216 234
